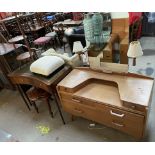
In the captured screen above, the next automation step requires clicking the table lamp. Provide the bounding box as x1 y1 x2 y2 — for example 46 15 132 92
127 41 143 66
73 41 84 54
73 41 85 63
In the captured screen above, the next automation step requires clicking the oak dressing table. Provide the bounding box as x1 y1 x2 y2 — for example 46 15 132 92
57 67 154 139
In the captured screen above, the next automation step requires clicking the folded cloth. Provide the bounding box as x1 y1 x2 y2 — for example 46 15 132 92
42 48 82 67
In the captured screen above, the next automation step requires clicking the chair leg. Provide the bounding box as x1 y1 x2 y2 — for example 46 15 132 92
45 98 54 118
32 101 39 113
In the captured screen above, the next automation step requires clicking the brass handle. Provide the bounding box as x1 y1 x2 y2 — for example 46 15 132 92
74 108 83 113
110 110 125 118
112 121 124 127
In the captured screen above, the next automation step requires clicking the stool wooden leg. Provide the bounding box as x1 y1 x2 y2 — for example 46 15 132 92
46 98 53 118
32 101 39 113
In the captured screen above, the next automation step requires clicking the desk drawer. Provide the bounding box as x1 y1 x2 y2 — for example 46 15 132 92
10 76 50 93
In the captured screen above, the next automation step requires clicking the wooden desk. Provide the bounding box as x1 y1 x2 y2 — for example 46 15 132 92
9 64 72 124
57 68 154 139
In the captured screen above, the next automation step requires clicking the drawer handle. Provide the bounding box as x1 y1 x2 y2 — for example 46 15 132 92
72 98 80 103
110 110 125 118
74 108 83 114
112 121 124 127
131 105 136 109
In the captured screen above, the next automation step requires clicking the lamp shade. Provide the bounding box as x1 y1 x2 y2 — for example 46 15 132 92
127 41 143 58
73 41 84 53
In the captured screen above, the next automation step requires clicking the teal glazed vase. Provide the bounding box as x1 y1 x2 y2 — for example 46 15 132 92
83 14 94 42
92 13 103 37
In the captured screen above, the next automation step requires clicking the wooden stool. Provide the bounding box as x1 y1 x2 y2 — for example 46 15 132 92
33 36 52 53
26 87 54 117
45 31 57 49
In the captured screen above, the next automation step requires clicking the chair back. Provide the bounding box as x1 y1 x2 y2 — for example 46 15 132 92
130 17 143 42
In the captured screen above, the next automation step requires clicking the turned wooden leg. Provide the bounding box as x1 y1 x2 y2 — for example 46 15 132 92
46 98 54 118
32 101 39 113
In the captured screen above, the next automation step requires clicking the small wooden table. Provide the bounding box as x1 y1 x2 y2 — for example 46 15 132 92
9 64 72 124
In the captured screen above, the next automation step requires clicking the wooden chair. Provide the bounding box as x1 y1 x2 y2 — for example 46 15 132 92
26 87 54 117
0 21 25 44
16 45 38 66
14 14 38 68
33 18 57 51
56 23 68 51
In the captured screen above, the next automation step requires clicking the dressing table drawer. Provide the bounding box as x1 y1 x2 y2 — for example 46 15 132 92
106 107 145 138
61 99 110 125
60 97 145 138
123 101 147 113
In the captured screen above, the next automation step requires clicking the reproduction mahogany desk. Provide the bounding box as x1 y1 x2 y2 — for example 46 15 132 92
9 64 72 124
57 67 154 139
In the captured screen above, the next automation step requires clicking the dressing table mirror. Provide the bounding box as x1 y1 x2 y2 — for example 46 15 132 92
83 12 129 73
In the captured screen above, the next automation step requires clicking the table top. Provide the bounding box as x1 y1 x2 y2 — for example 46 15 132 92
8 35 25 43
24 25 44 33
58 68 154 107
9 64 72 92
54 20 82 26
0 16 16 23
0 43 23 55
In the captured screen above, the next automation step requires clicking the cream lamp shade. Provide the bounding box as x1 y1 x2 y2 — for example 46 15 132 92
127 41 143 58
73 41 84 53
127 41 143 66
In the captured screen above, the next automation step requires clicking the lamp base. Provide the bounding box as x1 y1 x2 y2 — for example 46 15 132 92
133 58 136 66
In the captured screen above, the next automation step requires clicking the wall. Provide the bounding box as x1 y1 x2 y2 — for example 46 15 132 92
111 12 129 19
